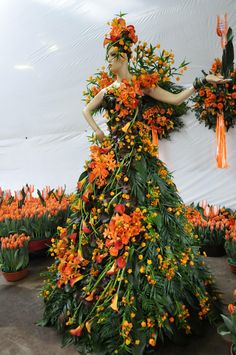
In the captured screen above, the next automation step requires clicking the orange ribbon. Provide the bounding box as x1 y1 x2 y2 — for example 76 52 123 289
216 110 228 168
151 127 159 156
216 13 228 49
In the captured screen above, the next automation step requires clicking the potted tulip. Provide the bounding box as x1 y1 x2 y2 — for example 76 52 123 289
218 290 236 355
0 184 70 253
0 233 30 281
225 221 236 274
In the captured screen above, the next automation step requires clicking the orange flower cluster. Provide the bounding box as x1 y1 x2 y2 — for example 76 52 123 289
1 233 30 249
103 207 145 256
143 106 174 136
134 121 157 157
88 145 118 188
225 220 236 242
198 295 210 320
108 78 143 118
103 16 138 52
50 229 89 288
176 304 191 334
83 69 113 104
0 195 69 222
138 72 160 89
185 207 207 228
185 206 234 232
186 207 234 231
192 58 236 128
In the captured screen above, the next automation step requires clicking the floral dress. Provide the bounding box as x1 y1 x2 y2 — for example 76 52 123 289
40 75 220 355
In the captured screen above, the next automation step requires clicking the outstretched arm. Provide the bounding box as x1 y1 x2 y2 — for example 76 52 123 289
144 74 232 106
144 85 195 106
82 88 106 142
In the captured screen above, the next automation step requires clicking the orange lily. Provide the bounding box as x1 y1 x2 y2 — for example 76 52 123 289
110 293 118 312
69 324 84 337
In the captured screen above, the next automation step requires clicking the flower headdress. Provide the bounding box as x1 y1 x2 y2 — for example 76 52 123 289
103 13 138 60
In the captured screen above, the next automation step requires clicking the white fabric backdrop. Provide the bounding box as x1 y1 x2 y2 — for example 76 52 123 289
0 0 236 207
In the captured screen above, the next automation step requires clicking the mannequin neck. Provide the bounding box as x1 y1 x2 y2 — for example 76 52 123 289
115 63 132 83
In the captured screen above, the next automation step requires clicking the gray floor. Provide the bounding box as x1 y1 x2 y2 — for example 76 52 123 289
0 254 235 355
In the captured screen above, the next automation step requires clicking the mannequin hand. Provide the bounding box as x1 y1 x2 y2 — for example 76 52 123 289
95 129 105 143
206 74 232 88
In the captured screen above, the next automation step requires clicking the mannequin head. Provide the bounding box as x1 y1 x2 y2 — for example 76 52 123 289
106 45 129 74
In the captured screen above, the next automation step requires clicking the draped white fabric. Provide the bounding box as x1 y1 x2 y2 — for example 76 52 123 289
1 0 236 207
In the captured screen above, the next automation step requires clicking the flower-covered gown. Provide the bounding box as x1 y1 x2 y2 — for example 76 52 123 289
40 77 220 355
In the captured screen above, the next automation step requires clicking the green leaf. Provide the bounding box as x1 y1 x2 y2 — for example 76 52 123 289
217 323 230 336
221 314 235 334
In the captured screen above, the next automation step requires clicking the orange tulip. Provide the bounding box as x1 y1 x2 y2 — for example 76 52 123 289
228 304 236 313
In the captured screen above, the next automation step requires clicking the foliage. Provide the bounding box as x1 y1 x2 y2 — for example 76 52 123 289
225 220 236 264
218 289 236 354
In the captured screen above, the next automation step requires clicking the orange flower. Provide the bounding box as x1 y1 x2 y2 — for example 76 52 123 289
82 221 92 234
69 324 84 337
116 255 126 269
110 293 118 311
114 204 126 214
106 262 117 276
217 103 224 110
228 304 236 313
85 289 96 301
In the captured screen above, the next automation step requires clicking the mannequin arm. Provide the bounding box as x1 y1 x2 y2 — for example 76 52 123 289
143 85 195 106
82 89 106 132
144 74 232 106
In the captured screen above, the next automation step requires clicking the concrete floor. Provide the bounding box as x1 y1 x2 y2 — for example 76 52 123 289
0 253 235 355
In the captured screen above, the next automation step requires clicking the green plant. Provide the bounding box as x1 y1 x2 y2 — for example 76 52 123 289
218 290 236 355
0 233 30 272
225 239 236 265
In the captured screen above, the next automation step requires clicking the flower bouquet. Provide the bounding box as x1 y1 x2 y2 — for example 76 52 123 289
0 184 71 252
0 233 30 281
218 290 236 355
225 220 236 273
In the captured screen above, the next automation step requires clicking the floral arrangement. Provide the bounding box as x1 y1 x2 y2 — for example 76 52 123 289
225 219 236 266
191 17 235 168
191 57 236 130
0 184 71 240
185 202 235 250
103 13 138 58
38 14 222 354
218 289 236 355
0 233 30 272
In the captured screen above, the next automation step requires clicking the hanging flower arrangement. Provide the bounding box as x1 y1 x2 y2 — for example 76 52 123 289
191 14 236 168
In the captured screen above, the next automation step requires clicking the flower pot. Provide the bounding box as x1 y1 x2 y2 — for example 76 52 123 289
200 244 226 257
228 260 236 274
28 238 51 252
1 267 28 282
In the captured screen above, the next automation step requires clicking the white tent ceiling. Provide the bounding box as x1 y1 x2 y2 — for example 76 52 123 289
1 0 236 207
